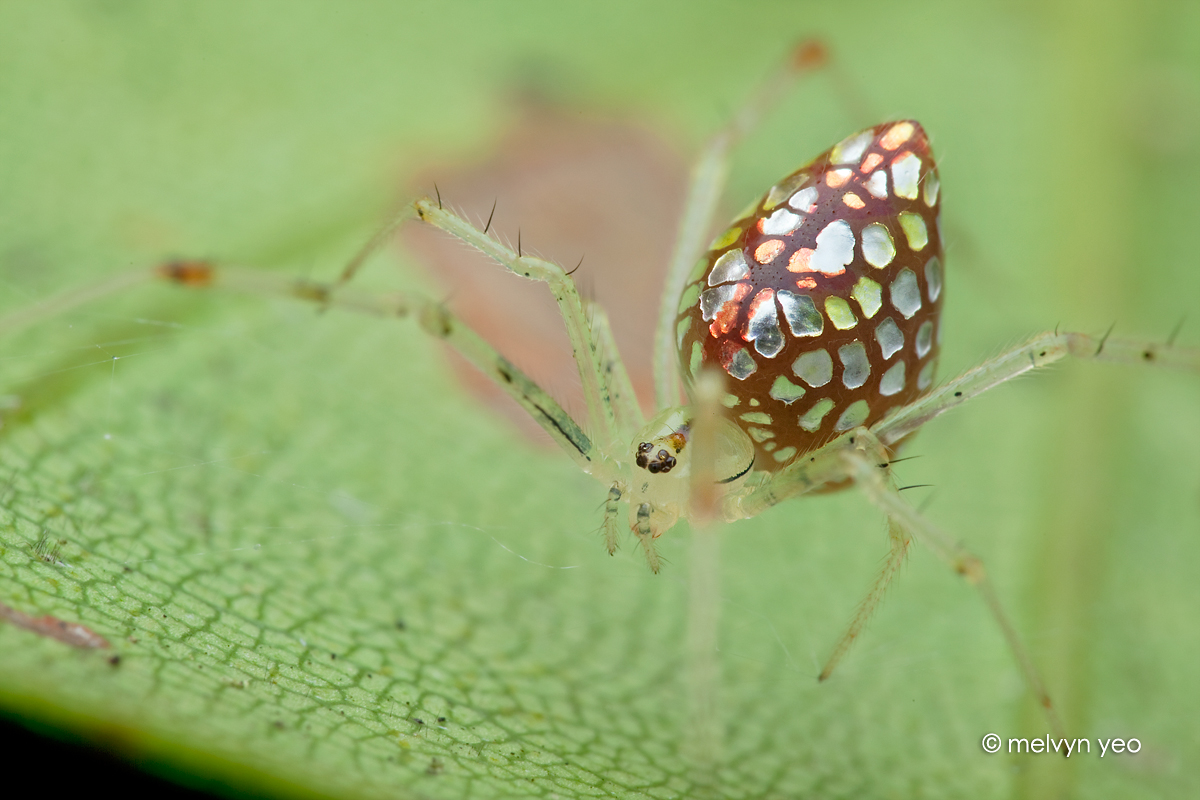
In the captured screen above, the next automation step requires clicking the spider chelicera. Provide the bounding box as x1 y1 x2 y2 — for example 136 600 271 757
6 41 1197 737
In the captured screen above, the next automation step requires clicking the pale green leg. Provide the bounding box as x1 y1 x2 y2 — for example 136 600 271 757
600 484 622 556
0 270 153 339
840 429 1065 739
588 305 644 437
874 330 1200 447
414 198 622 450
730 328 1200 518
725 328 1199 733
817 516 910 683
215 268 610 475
0 264 611 478
683 368 729 779
333 204 416 287
726 425 1065 735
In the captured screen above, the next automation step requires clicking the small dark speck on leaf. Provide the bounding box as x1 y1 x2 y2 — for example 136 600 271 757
107 654 121 666
395 620 406 630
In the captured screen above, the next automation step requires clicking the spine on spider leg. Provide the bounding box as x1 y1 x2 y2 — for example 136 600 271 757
1066 332 1200 373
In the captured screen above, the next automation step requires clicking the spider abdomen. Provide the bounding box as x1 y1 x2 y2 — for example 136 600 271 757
677 121 944 468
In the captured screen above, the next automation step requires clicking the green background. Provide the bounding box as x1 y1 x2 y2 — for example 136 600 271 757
1 1 1198 798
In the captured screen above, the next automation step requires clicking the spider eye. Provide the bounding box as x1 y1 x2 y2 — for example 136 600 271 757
676 120 944 470
636 445 677 475
635 441 653 469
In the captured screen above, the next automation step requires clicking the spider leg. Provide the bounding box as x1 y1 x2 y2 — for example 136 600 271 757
145 264 610 476
724 326 1200 518
840 428 1066 739
652 39 831 411
724 427 1066 735
874 329 1200 447
818 516 911 683
683 368 729 771
201 263 609 474
333 204 415 288
414 198 623 450
633 502 662 574
723 432 860 521
588 304 644 436
600 484 622 556
0 270 153 340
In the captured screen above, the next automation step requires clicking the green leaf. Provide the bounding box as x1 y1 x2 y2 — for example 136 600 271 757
2 3 1199 798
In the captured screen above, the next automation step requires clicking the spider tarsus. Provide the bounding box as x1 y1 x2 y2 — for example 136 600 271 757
517 228 522 258
483 198 497 234
434 183 443 210
157 259 215 287
566 254 584 277
897 484 933 492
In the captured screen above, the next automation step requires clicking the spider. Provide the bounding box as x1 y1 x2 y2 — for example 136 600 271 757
6 41 1198 738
